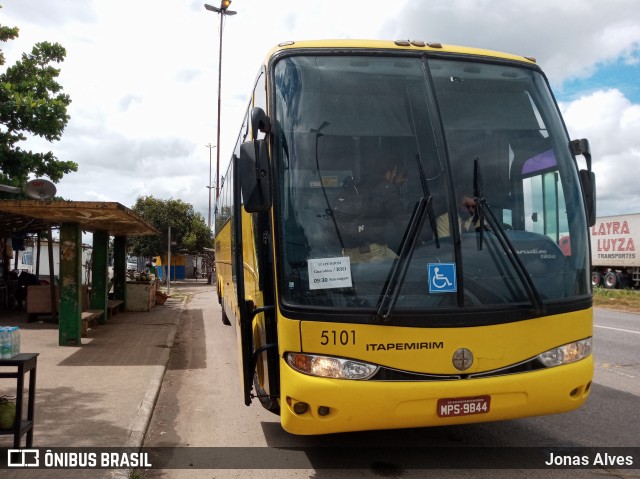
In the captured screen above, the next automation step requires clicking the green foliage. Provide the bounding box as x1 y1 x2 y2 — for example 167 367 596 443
0 6 77 190
593 286 640 312
129 196 213 257
0 21 18 65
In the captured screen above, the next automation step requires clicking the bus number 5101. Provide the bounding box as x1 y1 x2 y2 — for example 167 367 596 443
321 330 356 346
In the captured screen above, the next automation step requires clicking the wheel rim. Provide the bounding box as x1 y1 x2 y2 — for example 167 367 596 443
604 273 617 288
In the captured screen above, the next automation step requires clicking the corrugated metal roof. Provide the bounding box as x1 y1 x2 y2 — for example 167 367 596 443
0 200 158 237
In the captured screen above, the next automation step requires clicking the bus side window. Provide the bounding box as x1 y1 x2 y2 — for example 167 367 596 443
252 67 267 140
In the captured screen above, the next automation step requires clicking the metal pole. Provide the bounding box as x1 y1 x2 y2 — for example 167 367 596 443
206 143 213 228
167 226 171 294
204 2 236 200
215 11 223 201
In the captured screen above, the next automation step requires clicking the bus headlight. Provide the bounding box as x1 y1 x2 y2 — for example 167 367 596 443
286 353 379 380
537 338 592 368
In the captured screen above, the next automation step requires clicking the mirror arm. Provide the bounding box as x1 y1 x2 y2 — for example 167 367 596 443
251 107 271 141
248 107 272 187
571 138 592 172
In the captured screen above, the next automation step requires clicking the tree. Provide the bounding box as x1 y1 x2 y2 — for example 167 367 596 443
0 5 77 191
129 196 213 257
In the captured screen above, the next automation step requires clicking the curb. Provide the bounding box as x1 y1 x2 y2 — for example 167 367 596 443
109 296 185 479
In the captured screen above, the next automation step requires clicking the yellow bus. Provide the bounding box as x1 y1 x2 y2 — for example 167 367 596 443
214 40 596 435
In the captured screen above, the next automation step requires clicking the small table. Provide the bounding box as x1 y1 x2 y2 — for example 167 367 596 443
0 353 39 447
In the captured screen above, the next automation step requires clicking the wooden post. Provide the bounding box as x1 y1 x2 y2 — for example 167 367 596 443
47 226 57 317
113 236 127 307
59 223 82 346
91 230 109 324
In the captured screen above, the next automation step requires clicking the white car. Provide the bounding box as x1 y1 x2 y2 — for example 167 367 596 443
126 256 138 272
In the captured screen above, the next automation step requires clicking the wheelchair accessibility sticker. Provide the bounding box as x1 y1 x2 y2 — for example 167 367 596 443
428 263 457 293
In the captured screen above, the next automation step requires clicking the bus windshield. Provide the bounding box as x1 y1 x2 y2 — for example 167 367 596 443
274 54 590 314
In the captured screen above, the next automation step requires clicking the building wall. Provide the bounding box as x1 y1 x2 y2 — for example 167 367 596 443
154 254 203 280
16 240 92 280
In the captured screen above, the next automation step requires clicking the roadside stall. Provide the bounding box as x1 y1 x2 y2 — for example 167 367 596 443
0 200 158 345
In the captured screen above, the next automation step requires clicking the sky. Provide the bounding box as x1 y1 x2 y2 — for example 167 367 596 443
1 0 640 226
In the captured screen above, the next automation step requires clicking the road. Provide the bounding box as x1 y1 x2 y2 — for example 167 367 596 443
593 308 640 397
142 286 640 478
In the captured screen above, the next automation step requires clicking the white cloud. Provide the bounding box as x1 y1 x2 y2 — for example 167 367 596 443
561 89 640 215
1 0 640 223
383 0 640 87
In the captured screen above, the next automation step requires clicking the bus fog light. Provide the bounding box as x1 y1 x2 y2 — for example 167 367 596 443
286 353 379 380
318 406 330 416
537 338 592 368
293 402 309 415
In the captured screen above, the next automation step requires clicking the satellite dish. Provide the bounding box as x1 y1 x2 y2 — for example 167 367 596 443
25 178 57 200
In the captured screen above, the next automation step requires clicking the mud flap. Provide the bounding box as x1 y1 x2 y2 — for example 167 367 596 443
239 300 255 405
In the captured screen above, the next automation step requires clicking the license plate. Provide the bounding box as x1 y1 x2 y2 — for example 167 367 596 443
437 395 491 417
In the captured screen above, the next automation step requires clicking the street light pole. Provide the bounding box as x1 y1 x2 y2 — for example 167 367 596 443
205 143 216 229
204 1 237 202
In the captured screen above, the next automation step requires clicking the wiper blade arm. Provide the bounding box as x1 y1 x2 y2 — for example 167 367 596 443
374 154 439 322
416 154 440 248
374 195 430 322
472 158 485 250
472 158 545 314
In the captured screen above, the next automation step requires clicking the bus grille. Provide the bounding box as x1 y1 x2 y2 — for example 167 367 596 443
370 357 544 381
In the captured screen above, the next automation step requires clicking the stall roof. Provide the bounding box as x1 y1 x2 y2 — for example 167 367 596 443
0 200 158 237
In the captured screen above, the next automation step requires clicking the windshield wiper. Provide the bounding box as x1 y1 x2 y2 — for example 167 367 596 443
472 159 545 314
374 197 429 322
374 154 438 322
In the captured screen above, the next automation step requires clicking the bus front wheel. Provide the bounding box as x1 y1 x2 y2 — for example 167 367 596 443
253 373 280 415
221 304 231 325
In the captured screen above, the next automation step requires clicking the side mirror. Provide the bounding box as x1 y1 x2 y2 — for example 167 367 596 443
571 138 596 227
579 169 596 227
239 140 271 213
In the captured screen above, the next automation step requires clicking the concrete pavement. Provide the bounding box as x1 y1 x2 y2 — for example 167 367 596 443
0 279 215 478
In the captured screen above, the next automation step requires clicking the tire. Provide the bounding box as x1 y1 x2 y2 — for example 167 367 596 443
221 304 231 326
603 271 618 289
591 271 603 287
253 372 280 415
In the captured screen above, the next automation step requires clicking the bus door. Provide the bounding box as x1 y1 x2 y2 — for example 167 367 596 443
235 106 275 406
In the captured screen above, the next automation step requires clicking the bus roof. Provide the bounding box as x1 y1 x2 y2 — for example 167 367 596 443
264 39 537 66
